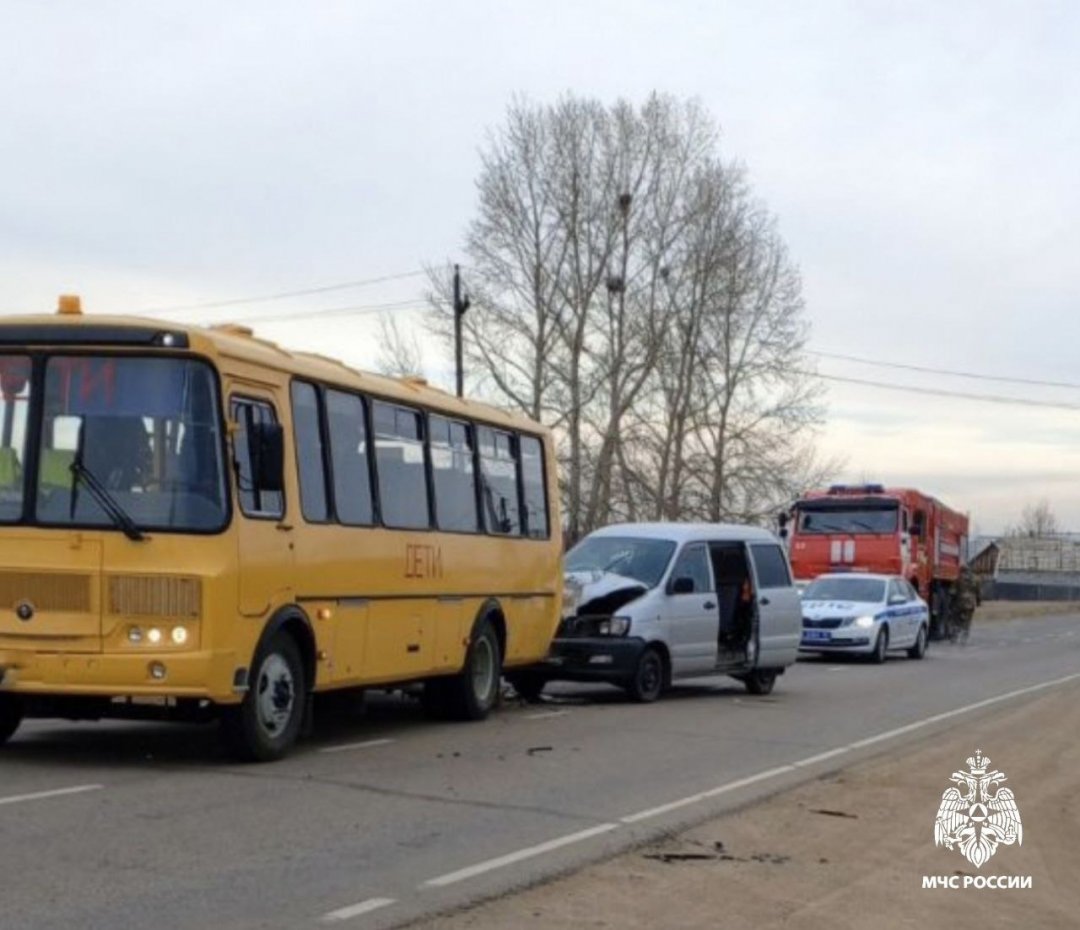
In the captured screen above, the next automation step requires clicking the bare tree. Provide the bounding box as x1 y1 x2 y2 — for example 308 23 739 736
1008 499 1059 538
376 313 425 378
431 93 833 539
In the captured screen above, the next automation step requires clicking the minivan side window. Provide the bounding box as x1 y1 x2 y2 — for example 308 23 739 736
670 543 713 593
231 398 284 519
749 543 792 588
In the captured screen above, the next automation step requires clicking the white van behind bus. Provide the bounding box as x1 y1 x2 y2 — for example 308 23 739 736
507 523 802 702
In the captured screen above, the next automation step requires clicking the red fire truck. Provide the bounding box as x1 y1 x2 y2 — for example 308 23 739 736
781 484 969 639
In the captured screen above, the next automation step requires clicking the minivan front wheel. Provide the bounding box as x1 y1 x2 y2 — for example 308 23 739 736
626 647 664 703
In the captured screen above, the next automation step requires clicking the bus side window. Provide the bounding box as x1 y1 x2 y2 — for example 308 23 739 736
430 414 479 532
373 401 430 529
290 381 329 523
478 425 520 535
326 389 374 526
231 398 284 519
519 435 549 539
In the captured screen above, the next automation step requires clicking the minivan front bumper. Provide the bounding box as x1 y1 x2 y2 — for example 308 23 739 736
538 635 647 682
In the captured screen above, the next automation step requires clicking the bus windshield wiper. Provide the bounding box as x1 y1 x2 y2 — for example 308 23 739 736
69 458 147 542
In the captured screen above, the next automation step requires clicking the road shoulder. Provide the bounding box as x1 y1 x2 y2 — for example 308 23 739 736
412 680 1080 930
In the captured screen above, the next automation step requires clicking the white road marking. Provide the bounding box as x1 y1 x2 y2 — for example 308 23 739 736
620 765 796 824
423 823 620 887
321 897 397 922
525 710 568 720
793 747 850 768
319 738 395 755
0 784 104 807
848 672 1080 750
827 666 846 672
318 670 1080 919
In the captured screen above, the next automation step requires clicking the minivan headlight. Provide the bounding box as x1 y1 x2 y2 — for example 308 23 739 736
597 616 631 636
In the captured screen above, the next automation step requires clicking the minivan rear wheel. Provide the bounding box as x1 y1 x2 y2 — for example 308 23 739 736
743 669 778 695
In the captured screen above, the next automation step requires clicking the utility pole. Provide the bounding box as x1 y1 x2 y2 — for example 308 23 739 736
453 264 470 397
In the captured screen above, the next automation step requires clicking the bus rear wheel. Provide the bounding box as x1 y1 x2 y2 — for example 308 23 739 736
0 694 23 746
222 632 307 762
440 617 502 721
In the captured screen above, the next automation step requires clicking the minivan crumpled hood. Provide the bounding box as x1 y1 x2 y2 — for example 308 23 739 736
801 599 874 620
565 570 647 618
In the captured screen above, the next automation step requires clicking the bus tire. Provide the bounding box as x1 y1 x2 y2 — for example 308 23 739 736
442 617 502 721
222 632 307 762
0 694 23 746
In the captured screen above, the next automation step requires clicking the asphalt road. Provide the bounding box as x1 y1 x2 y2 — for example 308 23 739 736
1 613 1078 930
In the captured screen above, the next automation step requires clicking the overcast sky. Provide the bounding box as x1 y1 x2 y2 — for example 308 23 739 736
2 1 1077 533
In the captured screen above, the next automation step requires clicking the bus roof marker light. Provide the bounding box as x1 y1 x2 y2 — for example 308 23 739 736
57 295 83 315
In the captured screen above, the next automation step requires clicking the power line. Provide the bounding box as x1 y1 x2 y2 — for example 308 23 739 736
807 349 1080 391
221 299 430 326
140 269 427 315
807 370 1080 411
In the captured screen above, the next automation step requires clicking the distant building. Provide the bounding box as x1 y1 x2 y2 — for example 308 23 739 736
973 536 1080 601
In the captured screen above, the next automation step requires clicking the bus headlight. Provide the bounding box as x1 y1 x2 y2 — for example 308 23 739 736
127 626 143 644
171 626 189 646
147 627 163 645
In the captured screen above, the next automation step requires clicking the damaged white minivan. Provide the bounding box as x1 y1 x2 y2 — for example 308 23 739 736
507 523 802 703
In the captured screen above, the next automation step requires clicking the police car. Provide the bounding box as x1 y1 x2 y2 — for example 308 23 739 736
799 572 929 662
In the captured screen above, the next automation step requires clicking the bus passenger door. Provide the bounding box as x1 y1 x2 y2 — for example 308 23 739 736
229 392 295 617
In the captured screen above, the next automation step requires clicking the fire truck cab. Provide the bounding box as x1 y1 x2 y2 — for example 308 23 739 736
782 484 968 640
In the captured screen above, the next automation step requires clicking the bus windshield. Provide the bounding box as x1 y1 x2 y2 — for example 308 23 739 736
31 356 227 532
797 506 898 535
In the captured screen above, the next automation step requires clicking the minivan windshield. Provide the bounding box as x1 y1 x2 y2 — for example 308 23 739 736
803 577 886 603
32 356 227 532
566 536 676 588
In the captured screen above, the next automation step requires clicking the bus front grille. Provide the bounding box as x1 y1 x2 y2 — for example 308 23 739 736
0 571 92 612
107 575 202 619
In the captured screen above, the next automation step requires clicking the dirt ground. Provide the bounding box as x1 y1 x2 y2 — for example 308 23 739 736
975 600 1080 622
414 680 1080 930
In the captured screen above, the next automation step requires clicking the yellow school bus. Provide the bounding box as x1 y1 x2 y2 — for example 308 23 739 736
0 297 562 760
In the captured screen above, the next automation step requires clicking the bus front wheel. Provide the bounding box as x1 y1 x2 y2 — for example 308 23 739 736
222 632 307 762
0 694 23 746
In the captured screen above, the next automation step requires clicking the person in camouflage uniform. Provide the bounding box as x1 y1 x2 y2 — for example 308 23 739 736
949 564 980 644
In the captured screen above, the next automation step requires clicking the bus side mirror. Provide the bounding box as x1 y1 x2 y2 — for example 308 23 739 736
251 421 285 492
